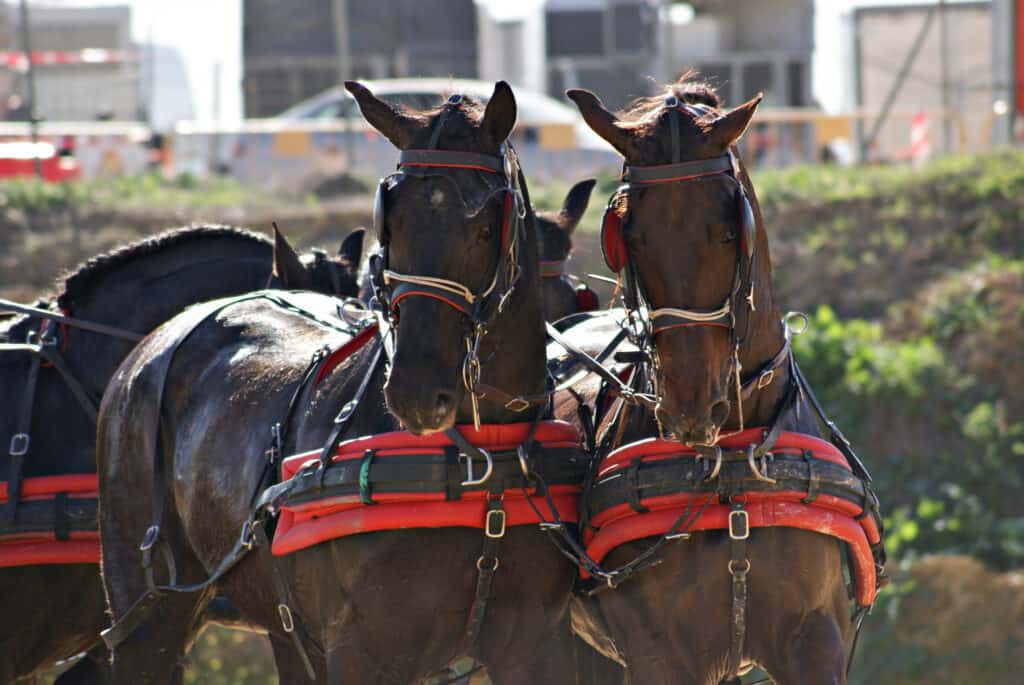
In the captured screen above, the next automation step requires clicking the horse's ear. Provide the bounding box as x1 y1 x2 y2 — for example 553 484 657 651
708 93 763 150
345 81 420 149
566 89 631 156
481 81 517 149
338 227 365 268
558 178 596 234
272 224 311 289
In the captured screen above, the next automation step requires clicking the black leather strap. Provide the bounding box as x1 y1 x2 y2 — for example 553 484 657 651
398 150 503 174
622 155 731 184
3 324 45 523
458 495 504 654
726 501 749 678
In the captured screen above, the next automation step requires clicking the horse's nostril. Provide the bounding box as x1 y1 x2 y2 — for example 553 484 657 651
710 400 731 427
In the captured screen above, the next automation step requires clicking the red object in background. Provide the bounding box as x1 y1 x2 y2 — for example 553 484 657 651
0 140 80 182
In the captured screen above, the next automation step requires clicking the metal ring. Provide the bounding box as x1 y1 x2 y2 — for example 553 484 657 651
476 555 500 572
783 311 809 335
729 557 753 573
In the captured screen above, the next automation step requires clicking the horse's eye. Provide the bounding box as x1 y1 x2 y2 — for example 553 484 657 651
722 227 737 243
479 224 493 240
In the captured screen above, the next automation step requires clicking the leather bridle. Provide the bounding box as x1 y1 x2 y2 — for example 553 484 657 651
605 98 779 440
368 95 547 428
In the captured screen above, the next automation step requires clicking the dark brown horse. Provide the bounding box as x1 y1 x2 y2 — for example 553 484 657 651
0 225 361 684
535 179 598 322
555 79 881 684
96 82 586 683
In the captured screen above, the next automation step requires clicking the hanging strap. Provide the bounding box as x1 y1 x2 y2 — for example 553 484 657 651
726 500 750 678
2 326 45 523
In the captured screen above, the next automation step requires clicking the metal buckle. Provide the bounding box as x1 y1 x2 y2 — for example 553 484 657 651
728 558 751 576
459 448 494 487
239 521 255 551
746 444 776 484
516 444 530 479
728 510 749 540
504 397 531 412
9 433 29 456
278 603 295 633
485 509 506 538
139 525 161 552
756 369 775 390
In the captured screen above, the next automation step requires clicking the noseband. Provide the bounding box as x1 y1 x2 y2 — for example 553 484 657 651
369 94 538 427
602 96 766 439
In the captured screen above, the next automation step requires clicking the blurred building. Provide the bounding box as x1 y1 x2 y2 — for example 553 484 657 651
672 0 814 108
542 0 661 110
243 0 478 118
2 3 139 121
849 1 993 158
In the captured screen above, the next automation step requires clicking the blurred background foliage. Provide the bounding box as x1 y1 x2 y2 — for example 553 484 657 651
24 150 1023 683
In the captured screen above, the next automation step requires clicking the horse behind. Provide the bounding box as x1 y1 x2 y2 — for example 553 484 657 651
0 224 362 684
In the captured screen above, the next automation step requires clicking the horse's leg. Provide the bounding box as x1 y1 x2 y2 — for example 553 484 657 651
326 639 419 685
756 610 846 685
482 624 577 685
52 646 109 684
268 632 326 684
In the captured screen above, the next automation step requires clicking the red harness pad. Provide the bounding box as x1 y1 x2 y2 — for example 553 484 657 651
273 421 583 556
0 474 100 567
583 429 881 606
312 324 379 389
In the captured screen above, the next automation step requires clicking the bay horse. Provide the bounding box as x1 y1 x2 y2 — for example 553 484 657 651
96 82 588 683
552 79 885 684
535 179 599 322
0 225 362 684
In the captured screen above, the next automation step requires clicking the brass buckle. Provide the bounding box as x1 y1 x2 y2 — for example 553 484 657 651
8 433 29 457
728 510 750 540
485 509 506 538
459 449 494 487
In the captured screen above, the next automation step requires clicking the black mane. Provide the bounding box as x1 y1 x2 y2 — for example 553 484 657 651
56 225 269 310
